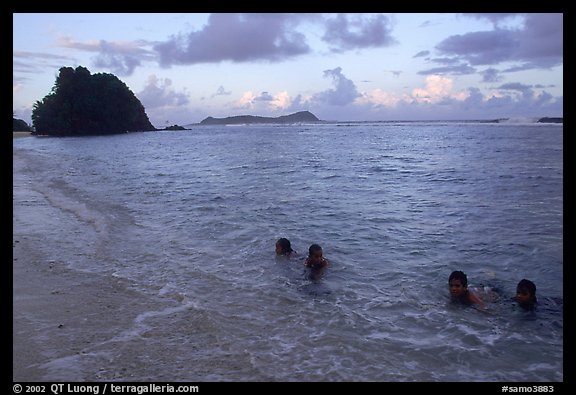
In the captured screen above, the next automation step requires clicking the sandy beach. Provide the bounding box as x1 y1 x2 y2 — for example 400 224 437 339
13 132 33 138
12 237 158 381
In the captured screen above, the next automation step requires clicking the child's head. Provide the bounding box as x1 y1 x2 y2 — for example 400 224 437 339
308 244 323 258
448 271 468 298
516 279 537 306
276 238 293 255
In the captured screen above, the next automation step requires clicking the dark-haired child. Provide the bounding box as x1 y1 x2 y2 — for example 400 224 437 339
515 279 537 311
448 270 485 309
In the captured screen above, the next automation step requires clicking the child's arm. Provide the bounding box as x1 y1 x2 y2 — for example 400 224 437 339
468 291 486 310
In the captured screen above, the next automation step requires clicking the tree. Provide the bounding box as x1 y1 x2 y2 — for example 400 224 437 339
32 66 156 136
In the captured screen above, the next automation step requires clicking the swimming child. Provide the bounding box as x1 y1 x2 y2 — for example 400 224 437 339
448 270 485 309
275 238 297 257
304 244 330 270
515 279 537 311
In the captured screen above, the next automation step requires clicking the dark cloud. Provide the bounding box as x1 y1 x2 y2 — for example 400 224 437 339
418 64 476 75
413 50 430 58
497 82 533 92
137 76 190 109
254 91 274 101
315 67 360 106
92 51 141 76
211 85 232 98
436 30 518 65
481 68 501 83
322 13 396 51
154 13 311 66
58 37 154 76
534 84 555 89
429 57 460 65
462 13 521 25
436 13 562 69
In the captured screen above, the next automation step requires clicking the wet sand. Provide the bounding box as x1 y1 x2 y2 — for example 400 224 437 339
12 152 170 381
12 237 159 381
13 132 33 138
13 151 262 381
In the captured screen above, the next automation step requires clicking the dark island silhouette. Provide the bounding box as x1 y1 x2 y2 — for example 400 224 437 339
200 111 320 125
32 66 155 136
162 124 188 131
13 117 31 132
537 117 563 124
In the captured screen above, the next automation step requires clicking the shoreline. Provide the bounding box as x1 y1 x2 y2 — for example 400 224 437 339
13 152 170 381
12 151 252 381
13 131 33 138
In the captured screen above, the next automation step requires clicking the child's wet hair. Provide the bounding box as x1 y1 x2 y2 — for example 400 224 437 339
308 244 322 257
517 279 537 299
449 271 468 287
276 238 293 254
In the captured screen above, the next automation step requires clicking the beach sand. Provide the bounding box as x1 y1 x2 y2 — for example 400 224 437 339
13 132 33 138
12 237 158 381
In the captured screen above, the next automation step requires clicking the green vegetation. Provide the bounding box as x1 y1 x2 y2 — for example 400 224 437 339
32 66 155 136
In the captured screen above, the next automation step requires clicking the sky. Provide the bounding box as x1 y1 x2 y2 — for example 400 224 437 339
13 13 563 127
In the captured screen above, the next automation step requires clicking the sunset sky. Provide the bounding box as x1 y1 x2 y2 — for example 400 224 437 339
13 13 563 127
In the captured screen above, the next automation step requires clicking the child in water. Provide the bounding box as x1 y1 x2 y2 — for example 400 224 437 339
275 238 297 258
448 270 485 309
304 244 330 270
515 279 537 311
304 244 330 282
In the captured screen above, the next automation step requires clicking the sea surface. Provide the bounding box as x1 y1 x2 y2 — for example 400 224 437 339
13 122 563 381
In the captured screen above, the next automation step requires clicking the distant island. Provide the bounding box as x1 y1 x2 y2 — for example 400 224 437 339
13 117 31 132
536 117 563 124
162 124 187 131
200 111 320 125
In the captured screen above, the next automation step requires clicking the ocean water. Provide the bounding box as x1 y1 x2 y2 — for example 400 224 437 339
13 122 563 381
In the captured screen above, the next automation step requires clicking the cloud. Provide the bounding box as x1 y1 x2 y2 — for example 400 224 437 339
413 50 430 58
495 82 536 100
57 36 154 76
315 67 360 106
436 13 563 69
411 75 461 103
137 75 190 109
254 91 274 101
154 13 311 66
384 70 402 77
429 57 460 65
481 68 501 83
270 91 291 109
497 82 533 92
322 13 396 51
211 85 232 97
234 90 293 111
356 88 402 108
418 64 476 75
235 91 257 109
13 50 77 74
348 78 561 121
462 13 521 26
